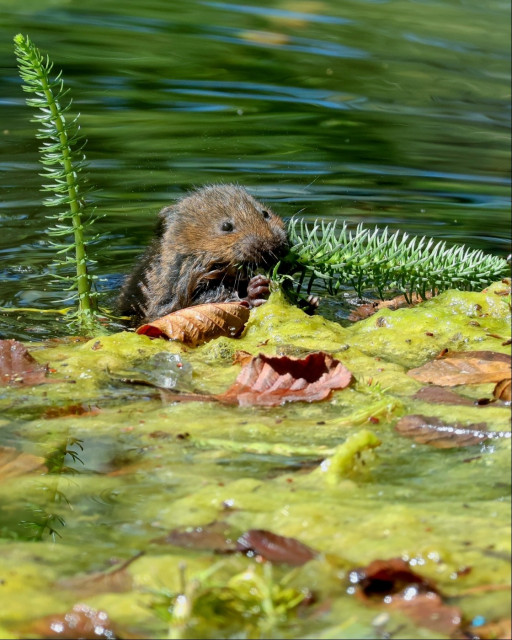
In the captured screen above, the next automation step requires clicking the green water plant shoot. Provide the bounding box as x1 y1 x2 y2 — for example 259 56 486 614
13 34 101 331
286 218 510 302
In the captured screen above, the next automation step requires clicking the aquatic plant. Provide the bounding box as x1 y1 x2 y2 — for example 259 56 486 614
13 34 100 330
285 218 510 301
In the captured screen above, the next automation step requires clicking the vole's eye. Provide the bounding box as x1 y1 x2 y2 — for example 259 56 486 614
221 221 234 232
262 210 271 219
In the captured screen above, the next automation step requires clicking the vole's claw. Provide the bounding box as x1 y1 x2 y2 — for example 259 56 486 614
246 274 271 307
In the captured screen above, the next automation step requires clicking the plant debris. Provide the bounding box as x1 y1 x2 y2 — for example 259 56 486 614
349 557 463 636
0 338 51 386
27 603 120 639
219 352 353 407
408 350 511 386
236 529 317 566
136 302 250 346
395 414 510 448
0 445 47 479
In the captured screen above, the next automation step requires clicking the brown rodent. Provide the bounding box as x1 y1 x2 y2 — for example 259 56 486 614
117 184 289 323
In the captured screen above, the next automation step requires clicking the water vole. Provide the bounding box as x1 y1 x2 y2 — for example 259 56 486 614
117 184 289 323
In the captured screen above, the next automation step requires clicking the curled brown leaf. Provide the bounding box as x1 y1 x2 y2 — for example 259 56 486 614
136 302 250 346
493 378 511 402
349 558 463 636
219 352 353 407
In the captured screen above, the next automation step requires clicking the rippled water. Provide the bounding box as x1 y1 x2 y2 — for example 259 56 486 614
0 0 510 338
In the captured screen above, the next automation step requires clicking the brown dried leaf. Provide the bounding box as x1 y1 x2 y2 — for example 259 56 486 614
236 529 317 566
349 292 432 322
232 350 254 366
136 302 250 346
408 350 511 386
349 557 438 597
219 352 353 407
0 339 50 386
349 558 463 636
0 445 47 479
413 386 477 406
153 521 237 552
43 404 101 419
494 378 511 402
28 604 120 639
394 414 512 448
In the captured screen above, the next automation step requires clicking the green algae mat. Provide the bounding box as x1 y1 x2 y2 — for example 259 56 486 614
0 283 510 639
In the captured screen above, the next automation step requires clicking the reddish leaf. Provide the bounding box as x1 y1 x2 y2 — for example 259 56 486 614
219 352 353 407
43 404 101 419
413 386 477 406
394 414 512 448
236 529 317 566
349 558 463 636
494 378 511 402
408 350 511 386
349 558 438 597
0 339 50 386
0 446 47 479
29 604 120 639
153 521 237 552
136 302 250 346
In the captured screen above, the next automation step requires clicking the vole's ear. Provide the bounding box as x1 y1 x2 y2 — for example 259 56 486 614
155 204 177 236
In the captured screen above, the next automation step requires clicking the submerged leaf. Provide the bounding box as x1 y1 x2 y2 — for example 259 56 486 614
348 292 432 322
413 386 477 406
219 352 353 407
408 350 511 386
236 529 317 566
136 302 250 346
154 522 238 553
0 446 47 479
395 414 510 448
0 339 50 386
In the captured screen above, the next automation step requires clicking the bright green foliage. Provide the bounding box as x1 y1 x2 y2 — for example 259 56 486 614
13 34 100 330
287 218 510 301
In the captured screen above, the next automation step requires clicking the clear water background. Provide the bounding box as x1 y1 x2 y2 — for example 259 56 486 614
0 0 510 338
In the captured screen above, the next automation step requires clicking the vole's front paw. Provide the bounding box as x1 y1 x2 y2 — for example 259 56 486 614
246 274 271 307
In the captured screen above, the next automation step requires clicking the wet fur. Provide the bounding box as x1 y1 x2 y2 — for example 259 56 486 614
117 184 288 322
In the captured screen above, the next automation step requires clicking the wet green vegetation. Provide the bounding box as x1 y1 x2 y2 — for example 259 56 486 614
0 283 510 638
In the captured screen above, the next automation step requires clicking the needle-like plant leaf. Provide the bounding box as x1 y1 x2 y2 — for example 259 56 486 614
14 34 101 331
285 218 510 302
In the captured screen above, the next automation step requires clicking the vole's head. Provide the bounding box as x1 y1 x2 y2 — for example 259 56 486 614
160 184 288 270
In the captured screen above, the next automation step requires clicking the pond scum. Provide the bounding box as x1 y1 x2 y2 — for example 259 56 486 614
0 283 511 638
1 34 510 640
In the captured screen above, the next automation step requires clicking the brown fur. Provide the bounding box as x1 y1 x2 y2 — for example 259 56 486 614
117 184 288 322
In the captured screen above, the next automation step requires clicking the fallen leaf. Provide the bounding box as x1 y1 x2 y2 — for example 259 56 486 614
395 414 510 448
153 521 237 552
28 603 120 639
219 352 353 407
0 339 50 386
0 446 47 479
349 558 463 636
349 292 432 322
413 386 477 406
136 302 250 346
494 378 511 402
43 404 101 419
408 350 511 386
57 553 142 598
236 529 317 566
349 558 438 597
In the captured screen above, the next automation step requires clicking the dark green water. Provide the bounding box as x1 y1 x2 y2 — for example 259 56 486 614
0 0 510 338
